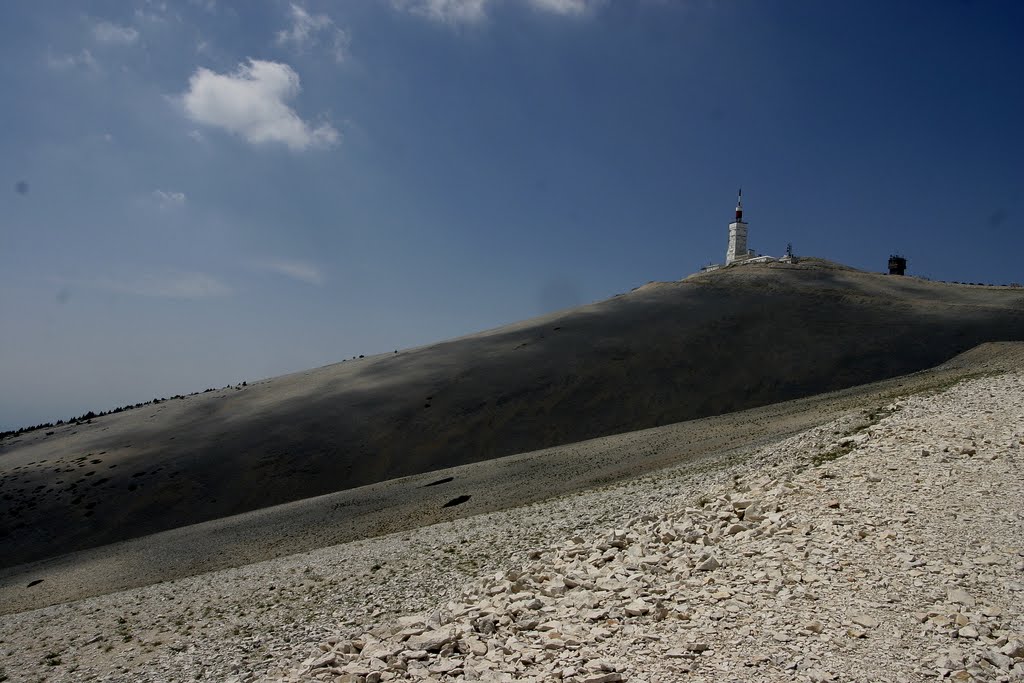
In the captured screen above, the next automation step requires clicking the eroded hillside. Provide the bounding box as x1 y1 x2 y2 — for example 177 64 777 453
2 261 1023 567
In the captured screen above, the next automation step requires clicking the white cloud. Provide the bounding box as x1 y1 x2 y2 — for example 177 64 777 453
152 189 186 208
528 0 594 14
392 0 599 24
47 49 98 71
135 0 175 23
181 59 339 151
92 21 140 45
392 0 491 25
187 129 204 142
276 3 350 64
258 259 325 286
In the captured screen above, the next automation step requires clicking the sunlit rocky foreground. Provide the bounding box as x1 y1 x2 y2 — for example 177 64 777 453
2 371 1023 682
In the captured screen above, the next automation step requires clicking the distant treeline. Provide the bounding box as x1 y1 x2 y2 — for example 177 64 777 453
0 382 247 442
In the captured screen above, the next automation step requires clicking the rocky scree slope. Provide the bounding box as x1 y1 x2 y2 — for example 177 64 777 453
286 371 1024 683
1 365 1022 683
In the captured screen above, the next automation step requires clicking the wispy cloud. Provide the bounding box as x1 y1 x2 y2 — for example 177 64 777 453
189 0 218 13
392 0 491 25
391 0 600 24
135 0 177 24
528 0 597 15
46 49 98 71
276 3 350 64
256 259 326 286
73 271 232 299
152 190 186 209
92 20 140 45
180 59 339 151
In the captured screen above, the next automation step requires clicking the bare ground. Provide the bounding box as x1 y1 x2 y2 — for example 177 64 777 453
0 344 1022 683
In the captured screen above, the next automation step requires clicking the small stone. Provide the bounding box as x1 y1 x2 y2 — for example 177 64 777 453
947 588 976 607
464 637 487 656
427 659 460 674
985 651 1015 669
826 500 840 509
696 555 720 571
579 675 623 683
306 653 337 669
405 629 452 652
807 668 835 683
958 626 979 639
1002 640 1024 658
936 646 966 670
624 600 652 616
865 472 883 482
803 620 824 634
608 529 630 548
743 504 767 523
401 649 428 660
850 614 878 629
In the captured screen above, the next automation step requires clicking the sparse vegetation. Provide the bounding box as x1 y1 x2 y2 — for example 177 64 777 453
0 379 254 441
811 440 858 466
810 404 891 466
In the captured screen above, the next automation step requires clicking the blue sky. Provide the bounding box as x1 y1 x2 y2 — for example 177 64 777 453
1 0 1022 430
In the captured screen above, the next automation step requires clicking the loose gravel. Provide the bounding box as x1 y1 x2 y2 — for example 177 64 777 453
1 372 1022 682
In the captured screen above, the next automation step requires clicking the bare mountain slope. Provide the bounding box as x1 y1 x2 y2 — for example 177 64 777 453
2 259 1023 567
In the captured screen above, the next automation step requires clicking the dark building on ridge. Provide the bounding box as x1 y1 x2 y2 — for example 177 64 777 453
889 255 907 276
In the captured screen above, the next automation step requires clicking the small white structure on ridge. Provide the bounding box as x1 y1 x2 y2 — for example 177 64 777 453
700 190 792 273
726 188 753 264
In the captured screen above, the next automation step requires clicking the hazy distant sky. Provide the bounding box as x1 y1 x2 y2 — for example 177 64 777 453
1 1 1022 429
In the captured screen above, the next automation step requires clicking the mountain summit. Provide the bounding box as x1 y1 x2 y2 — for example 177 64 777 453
2 260 1023 567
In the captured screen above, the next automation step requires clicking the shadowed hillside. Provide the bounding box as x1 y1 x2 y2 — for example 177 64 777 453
3 259 1024 567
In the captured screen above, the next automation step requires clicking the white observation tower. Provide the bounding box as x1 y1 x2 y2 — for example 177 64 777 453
726 189 751 264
